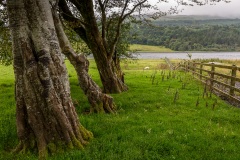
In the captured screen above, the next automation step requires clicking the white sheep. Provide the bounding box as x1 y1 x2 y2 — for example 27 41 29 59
144 66 150 70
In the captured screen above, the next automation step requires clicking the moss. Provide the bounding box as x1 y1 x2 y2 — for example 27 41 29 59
79 125 93 140
13 140 32 155
56 142 65 153
67 142 74 149
97 102 105 113
90 103 105 113
47 143 57 153
38 147 48 160
29 134 36 148
71 137 84 150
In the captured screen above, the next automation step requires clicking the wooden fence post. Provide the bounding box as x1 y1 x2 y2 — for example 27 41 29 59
230 65 237 96
192 61 196 76
200 62 203 80
210 63 215 91
184 61 187 72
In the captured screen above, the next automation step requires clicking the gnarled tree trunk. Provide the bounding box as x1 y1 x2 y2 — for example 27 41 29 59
7 0 92 159
58 0 128 93
52 10 116 113
88 40 128 93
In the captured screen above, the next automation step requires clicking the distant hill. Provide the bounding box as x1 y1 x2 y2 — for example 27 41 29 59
152 15 240 26
157 15 238 21
129 15 240 52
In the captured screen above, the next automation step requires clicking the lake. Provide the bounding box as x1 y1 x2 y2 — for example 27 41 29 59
135 52 240 60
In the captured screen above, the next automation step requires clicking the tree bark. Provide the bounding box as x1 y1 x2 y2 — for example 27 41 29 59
7 0 92 159
52 9 116 113
112 51 125 83
87 39 128 93
58 0 128 93
77 12 128 93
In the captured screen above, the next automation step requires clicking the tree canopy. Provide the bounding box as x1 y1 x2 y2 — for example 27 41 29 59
0 3 11 65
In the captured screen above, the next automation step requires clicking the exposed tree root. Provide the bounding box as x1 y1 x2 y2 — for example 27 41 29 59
12 128 93 159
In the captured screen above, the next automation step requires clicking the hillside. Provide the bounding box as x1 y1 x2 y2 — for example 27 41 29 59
155 16 240 26
156 15 239 20
129 15 240 52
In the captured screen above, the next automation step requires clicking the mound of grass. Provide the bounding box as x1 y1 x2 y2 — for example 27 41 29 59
1 60 240 160
130 44 173 52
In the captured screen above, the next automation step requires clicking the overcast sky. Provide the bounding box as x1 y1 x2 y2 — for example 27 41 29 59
152 0 240 18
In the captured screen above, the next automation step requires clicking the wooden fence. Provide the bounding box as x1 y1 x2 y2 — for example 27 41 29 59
180 61 240 104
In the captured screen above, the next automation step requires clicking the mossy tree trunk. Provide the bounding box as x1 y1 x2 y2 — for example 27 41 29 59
52 9 116 113
7 0 92 159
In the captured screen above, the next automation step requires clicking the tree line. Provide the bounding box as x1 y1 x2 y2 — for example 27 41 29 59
130 19 240 51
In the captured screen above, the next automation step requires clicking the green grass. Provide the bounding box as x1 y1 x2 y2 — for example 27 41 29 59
1 60 240 160
130 44 173 52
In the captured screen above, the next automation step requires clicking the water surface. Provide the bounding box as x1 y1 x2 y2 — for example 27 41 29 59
136 52 240 59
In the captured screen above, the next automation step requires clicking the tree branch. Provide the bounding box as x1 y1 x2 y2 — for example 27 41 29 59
98 0 108 51
103 0 109 9
109 0 147 59
108 0 130 58
58 0 89 44
121 0 147 21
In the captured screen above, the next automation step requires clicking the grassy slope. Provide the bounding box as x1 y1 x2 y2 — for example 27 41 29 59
130 44 173 52
1 60 240 160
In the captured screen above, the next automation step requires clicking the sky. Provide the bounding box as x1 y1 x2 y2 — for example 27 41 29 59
151 0 240 18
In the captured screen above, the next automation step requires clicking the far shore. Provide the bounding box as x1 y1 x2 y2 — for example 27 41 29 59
135 52 240 60
130 44 240 53
134 51 240 53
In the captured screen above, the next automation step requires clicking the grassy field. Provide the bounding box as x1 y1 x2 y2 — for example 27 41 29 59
1 59 240 160
130 44 173 52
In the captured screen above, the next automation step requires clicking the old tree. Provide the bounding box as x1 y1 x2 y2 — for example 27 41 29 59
4 0 117 115
7 0 93 158
3 0 230 158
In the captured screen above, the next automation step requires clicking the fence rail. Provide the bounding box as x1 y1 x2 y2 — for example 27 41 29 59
180 61 240 104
